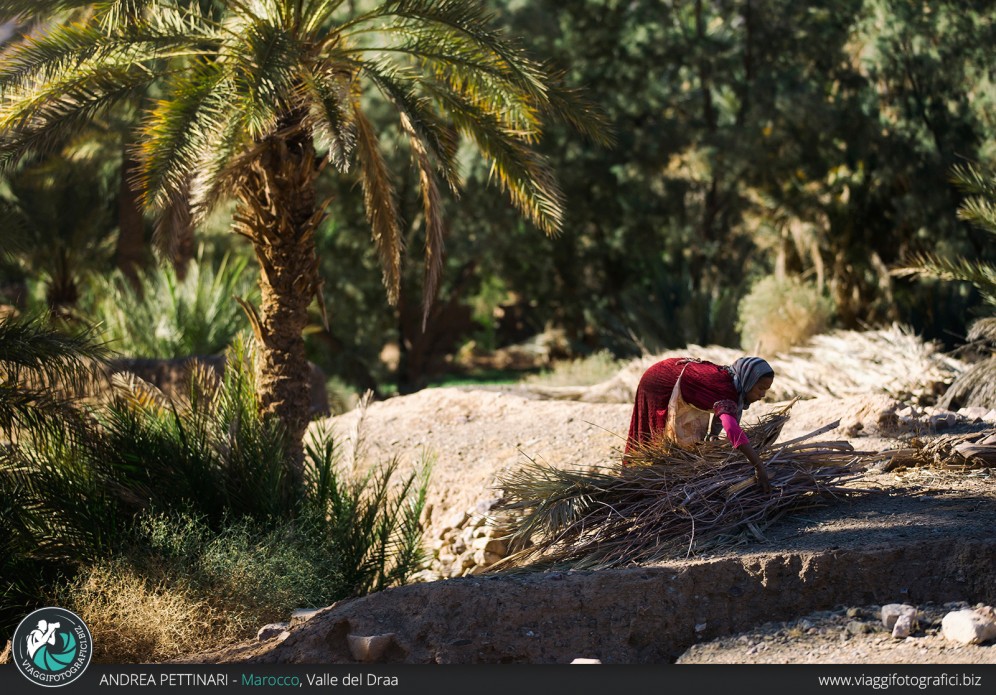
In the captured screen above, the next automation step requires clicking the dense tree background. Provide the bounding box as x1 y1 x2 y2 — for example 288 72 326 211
3 0 995 393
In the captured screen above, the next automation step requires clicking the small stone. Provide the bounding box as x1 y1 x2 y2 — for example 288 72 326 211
347 633 397 663
474 497 500 516
443 510 469 531
846 621 871 636
571 658 601 664
941 609 996 645
881 603 917 630
929 412 958 430
892 614 914 639
257 622 290 641
846 607 863 619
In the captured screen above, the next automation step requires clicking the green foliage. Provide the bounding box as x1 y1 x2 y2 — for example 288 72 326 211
0 312 106 434
737 275 834 355
0 148 117 312
128 512 346 618
1 335 430 642
84 247 257 358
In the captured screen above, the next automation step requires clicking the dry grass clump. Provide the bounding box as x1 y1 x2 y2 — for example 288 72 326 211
54 563 250 663
494 409 872 570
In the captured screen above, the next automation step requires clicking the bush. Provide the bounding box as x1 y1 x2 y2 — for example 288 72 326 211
84 247 257 358
2 336 430 649
737 275 834 355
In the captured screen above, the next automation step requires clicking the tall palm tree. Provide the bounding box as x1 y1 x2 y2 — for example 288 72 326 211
0 0 608 479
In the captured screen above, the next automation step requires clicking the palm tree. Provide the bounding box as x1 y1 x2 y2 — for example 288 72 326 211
0 0 608 479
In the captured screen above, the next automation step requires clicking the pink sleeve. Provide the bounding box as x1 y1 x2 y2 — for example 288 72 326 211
719 413 749 449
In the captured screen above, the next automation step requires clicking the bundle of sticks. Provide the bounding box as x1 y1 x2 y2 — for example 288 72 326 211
493 408 872 570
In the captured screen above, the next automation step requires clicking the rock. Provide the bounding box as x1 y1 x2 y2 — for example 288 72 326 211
257 622 290 641
941 609 996 645
474 497 500 516
846 621 871 636
957 406 989 422
290 608 322 627
881 603 917 630
347 633 397 663
928 411 958 430
442 510 469 532
571 658 602 664
471 536 508 556
891 614 913 639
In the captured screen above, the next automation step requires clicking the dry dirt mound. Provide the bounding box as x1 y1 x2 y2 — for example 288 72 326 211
309 388 633 545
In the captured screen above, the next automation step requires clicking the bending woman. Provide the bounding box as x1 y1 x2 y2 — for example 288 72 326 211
625 356 775 491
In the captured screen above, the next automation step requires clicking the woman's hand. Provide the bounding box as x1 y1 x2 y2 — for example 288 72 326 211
738 442 771 494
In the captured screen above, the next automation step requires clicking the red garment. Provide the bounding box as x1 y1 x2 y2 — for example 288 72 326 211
625 358 740 453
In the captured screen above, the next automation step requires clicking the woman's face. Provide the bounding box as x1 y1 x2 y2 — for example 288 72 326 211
746 374 774 404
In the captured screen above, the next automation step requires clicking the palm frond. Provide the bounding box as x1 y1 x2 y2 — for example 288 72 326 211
353 57 460 189
134 59 231 213
0 61 164 170
0 19 202 95
298 62 356 173
427 83 563 235
401 111 446 328
226 17 300 140
893 251 996 306
951 162 996 199
0 313 107 435
365 0 549 100
353 106 402 305
540 68 615 148
957 196 996 236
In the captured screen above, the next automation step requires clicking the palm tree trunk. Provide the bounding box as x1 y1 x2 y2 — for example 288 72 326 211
235 131 322 485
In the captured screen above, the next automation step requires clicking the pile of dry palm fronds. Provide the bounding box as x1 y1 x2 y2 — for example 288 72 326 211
881 428 996 471
493 409 873 570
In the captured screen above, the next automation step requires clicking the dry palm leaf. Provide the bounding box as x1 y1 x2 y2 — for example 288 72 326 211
493 407 873 570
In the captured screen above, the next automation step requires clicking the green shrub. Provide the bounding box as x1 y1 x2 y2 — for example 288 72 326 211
737 275 834 355
2 336 430 648
84 248 257 358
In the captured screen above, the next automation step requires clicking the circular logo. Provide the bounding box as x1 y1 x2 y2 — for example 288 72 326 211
12 607 92 687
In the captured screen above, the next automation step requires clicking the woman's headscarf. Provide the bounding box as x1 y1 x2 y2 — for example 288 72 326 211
729 356 775 417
